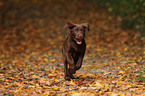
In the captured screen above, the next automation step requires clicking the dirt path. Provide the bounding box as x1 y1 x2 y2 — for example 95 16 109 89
0 0 145 95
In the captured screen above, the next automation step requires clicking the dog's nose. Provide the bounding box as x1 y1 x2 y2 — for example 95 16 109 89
78 34 82 37
77 34 83 38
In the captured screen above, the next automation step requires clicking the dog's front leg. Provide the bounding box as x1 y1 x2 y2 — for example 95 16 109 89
66 53 76 75
75 55 84 71
63 55 70 79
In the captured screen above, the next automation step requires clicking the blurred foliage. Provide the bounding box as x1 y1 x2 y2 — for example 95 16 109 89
135 74 145 82
95 0 145 36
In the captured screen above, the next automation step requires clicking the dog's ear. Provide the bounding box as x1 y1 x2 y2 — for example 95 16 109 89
64 22 76 29
82 23 89 31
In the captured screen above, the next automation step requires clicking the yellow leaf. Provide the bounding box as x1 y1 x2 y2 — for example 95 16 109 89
45 91 50 95
53 86 59 90
117 80 125 85
116 52 120 56
119 74 127 79
80 87 88 90
50 59 56 62
69 79 75 85
1 63 4 67
108 7 112 12
59 76 63 79
44 58 48 62
130 43 133 45
119 76 124 79
94 82 103 88
119 70 125 74
48 74 53 76
29 85 35 88
110 93 118 96
32 75 39 78
27 64 31 67
124 48 128 51
71 93 82 96
55 79 60 82
40 94 48 96
34 65 38 68
48 53 52 56
126 85 131 89
143 51 145 55
70 91 77 94
25 55 29 59
96 48 102 52
119 93 125 96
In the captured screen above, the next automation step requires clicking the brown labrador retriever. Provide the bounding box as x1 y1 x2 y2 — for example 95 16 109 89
62 22 89 80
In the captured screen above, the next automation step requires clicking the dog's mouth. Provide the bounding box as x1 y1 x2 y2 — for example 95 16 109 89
74 38 82 45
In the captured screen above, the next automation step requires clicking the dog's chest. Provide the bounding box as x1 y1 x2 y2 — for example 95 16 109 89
71 45 85 56
72 50 81 59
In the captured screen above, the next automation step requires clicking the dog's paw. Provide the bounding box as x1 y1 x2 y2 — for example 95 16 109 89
68 68 76 74
74 71 76 74
65 76 71 81
70 75 76 79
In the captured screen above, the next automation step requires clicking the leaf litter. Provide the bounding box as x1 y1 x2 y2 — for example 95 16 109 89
0 0 145 95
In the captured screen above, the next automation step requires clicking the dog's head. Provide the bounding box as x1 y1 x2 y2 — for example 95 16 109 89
64 22 89 45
